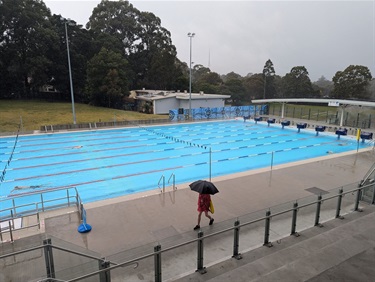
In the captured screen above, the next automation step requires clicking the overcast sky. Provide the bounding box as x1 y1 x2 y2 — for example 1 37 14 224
44 0 374 82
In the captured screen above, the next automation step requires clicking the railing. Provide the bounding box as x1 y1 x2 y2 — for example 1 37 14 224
40 118 171 132
0 187 82 242
1 180 374 282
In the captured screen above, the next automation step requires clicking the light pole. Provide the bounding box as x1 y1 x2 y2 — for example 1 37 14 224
188 32 195 120
64 19 76 124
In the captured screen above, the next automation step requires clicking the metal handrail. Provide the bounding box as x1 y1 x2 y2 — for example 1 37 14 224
167 173 176 190
158 175 165 192
360 162 375 186
1 181 374 281
0 187 83 240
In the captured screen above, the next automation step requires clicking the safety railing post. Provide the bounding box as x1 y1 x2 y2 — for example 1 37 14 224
67 189 70 207
263 210 273 247
12 198 16 216
8 221 13 242
10 210 15 230
354 187 363 212
336 188 344 219
314 195 323 227
98 258 111 282
372 182 375 205
232 220 242 260
41 194 45 211
43 238 55 279
154 244 162 282
291 202 299 236
196 231 207 274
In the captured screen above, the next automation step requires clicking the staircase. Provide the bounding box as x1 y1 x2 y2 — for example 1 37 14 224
172 204 375 282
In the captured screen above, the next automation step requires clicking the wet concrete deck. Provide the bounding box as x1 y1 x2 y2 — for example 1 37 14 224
1 148 375 281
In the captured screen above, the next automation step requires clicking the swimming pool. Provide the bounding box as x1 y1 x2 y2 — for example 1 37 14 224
0 120 371 204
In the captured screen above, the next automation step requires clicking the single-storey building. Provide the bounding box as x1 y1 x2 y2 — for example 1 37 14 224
132 89 230 114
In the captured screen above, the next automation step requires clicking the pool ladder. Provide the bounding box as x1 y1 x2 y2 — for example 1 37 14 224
158 173 177 192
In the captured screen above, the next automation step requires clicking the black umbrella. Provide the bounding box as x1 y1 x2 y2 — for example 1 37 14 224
189 180 219 195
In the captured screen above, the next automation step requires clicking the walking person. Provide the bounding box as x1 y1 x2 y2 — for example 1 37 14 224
194 193 214 230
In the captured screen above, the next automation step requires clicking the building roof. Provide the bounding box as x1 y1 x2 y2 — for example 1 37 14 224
134 89 230 101
251 98 375 107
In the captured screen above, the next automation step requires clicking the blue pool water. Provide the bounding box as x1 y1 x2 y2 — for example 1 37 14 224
0 120 371 205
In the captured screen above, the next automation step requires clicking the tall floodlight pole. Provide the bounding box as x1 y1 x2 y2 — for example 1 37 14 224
188 32 195 120
64 19 76 124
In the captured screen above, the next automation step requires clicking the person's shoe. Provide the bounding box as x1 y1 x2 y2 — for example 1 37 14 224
194 225 200 230
209 218 214 225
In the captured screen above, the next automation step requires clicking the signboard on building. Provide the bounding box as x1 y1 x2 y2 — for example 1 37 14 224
328 101 340 107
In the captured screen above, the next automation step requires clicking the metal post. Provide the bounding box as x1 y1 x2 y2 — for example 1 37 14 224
188 32 195 120
196 230 206 274
209 147 212 181
232 220 242 259
99 258 111 282
314 195 323 227
8 221 13 242
263 210 272 247
10 210 15 230
354 187 362 212
43 238 55 279
41 194 45 211
291 202 299 236
64 20 76 124
67 189 70 206
336 188 344 219
372 182 375 205
12 198 16 216
154 244 162 282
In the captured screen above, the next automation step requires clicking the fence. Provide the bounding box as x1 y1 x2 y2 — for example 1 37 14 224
268 104 375 129
1 180 374 282
169 105 268 121
0 187 83 242
40 118 171 132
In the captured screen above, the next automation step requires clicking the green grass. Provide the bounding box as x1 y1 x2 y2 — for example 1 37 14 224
0 100 167 132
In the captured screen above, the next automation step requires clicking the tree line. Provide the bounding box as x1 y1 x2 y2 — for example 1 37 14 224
0 0 373 109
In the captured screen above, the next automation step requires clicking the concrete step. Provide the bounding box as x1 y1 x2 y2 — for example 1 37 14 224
172 205 375 282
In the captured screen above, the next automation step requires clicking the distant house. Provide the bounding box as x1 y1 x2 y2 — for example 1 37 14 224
133 89 230 114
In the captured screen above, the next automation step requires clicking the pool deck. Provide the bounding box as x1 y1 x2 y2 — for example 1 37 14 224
2 148 375 281
42 148 375 279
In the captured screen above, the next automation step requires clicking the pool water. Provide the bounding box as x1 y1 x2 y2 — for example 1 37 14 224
0 120 371 204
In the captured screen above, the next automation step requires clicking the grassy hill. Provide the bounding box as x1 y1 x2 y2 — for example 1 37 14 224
0 100 167 133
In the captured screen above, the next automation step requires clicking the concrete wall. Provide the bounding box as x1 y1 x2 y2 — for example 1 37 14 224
154 97 179 114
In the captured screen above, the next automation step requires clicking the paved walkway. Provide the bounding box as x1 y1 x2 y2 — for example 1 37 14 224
42 149 375 280
1 148 374 281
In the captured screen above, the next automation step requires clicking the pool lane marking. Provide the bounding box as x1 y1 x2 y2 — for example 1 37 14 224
6 126 279 151
3 135 335 169
3 130 293 160
6 141 178 161
6 141 334 181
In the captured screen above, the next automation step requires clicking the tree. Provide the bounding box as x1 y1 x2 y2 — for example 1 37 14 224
87 0 178 89
146 50 183 90
313 76 333 98
332 65 372 100
222 78 246 105
0 0 59 98
86 48 131 108
262 59 276 99
282 66 317 98
243 74 264 101
222 72 243 82
48 15 99 102
194 71 222 93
